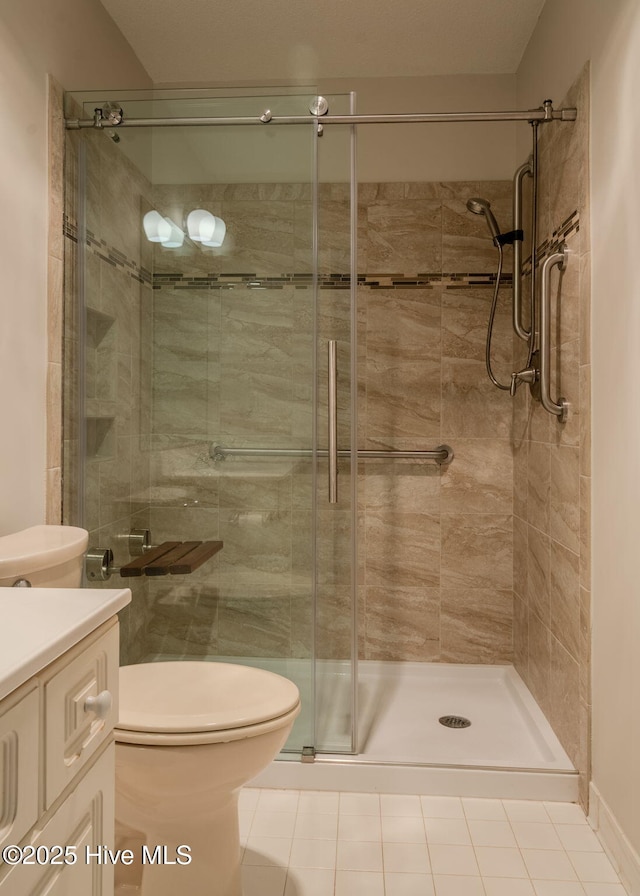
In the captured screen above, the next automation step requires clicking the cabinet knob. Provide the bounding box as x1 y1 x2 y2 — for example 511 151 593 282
84 689 113 720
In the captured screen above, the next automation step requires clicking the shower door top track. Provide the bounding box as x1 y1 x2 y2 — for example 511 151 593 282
65 98 577 130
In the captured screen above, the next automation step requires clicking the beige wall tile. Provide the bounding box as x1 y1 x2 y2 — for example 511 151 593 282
513 514 529 601
45 467 62 525
366 289 442 446
580 586 591 706
48 77 65 264
441 513 512 590
442 288 512 366
366 509 441 589
527 607 551 712
550 444 580 553
579 474 591 591
366 200 442 274
580 364 591 477
579 252 591 365
527 525 551 625
365 586 440 661
549 635 581 766
527 441 551 534
441 438 513 514
48 255 63 365
527 389 552 444
441 587 513 663
218 595 291 657
364 461 441 513
513 434 529 520
549 539 581 661
46 362 62 470
442 358 513 438
513 594 528 679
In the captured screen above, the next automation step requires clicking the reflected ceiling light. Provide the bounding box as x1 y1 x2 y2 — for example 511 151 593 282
143 210 185 248
187 209 226 248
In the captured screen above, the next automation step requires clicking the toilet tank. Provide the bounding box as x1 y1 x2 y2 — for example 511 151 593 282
0 525 89 587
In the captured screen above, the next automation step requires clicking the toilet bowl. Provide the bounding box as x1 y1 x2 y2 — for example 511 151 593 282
114 660 300 896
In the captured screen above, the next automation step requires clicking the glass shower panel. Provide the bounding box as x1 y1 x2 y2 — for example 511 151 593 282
149 109 317 754
314 100 358 753
64 89 357 756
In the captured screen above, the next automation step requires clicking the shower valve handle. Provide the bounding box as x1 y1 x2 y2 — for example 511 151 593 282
510 367 537 397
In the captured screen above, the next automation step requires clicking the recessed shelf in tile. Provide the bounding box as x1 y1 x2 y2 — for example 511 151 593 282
85 416 115 459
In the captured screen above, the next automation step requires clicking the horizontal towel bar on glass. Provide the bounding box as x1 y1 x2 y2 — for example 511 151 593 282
210 444 454 465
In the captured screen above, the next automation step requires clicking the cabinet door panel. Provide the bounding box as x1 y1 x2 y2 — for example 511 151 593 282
44 625 118 808
0 688 39 856
0 744 115 896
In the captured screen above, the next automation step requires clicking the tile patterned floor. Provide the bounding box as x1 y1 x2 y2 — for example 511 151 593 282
239 789 627 896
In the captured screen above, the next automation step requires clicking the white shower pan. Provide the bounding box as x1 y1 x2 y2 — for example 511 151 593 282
252 660 579 802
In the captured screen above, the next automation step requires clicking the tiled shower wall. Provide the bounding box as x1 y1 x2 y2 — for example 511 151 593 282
144 179 517 664
512 66 591 804
357 182 515 664
63 121 152 665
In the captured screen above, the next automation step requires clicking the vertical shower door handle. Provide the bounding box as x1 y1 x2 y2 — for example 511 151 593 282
328 340 338 503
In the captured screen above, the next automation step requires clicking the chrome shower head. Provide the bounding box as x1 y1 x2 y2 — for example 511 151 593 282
466 197 502 246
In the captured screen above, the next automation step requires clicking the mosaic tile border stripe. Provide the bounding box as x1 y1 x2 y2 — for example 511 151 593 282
64 210 579 292
522 209 580 277
151 272 513 291
64 218 152 285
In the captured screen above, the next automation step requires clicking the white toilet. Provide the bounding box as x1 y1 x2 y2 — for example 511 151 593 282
0 524 88 586
0 524 301 895
114 661 300 896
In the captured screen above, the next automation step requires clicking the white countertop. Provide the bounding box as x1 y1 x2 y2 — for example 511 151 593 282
0 587 131 701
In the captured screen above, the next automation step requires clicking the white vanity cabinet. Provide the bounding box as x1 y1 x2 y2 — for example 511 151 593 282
0 590 128 896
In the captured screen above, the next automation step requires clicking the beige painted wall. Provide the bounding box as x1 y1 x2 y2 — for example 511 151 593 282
0 1 150 536
115 75 518 184
320 75 518 182
519 0 640 860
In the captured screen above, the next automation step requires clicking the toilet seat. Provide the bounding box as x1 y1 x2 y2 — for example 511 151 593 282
114 661 301 747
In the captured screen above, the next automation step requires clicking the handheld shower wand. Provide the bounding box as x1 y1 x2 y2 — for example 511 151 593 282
466 194 536 395
465 196 510 390
466 197 502 246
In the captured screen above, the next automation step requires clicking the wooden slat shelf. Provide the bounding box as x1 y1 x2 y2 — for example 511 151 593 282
119 540 223 577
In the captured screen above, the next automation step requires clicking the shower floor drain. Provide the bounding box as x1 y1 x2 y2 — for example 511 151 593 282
439 715 471 729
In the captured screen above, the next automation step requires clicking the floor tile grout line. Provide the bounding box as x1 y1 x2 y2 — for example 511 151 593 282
240 789 623 895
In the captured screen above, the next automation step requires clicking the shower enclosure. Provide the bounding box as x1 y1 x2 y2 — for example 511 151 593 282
63 79 589 801
64 88 359 756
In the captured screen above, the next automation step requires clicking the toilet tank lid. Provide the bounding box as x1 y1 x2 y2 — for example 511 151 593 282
117 661 301 734
0 526 89 578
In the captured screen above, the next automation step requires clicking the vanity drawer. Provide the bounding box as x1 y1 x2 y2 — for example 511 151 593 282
44 623 119 809
0 687 39 857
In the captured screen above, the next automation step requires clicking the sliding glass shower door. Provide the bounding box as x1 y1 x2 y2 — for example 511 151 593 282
63 89 357 756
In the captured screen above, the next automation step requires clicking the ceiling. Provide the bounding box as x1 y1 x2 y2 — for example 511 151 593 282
100 0 546 85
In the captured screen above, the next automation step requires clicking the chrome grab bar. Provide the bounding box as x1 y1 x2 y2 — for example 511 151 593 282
328 340 338 504
540 244 570 423
210 445 454 464
513 157 533 341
